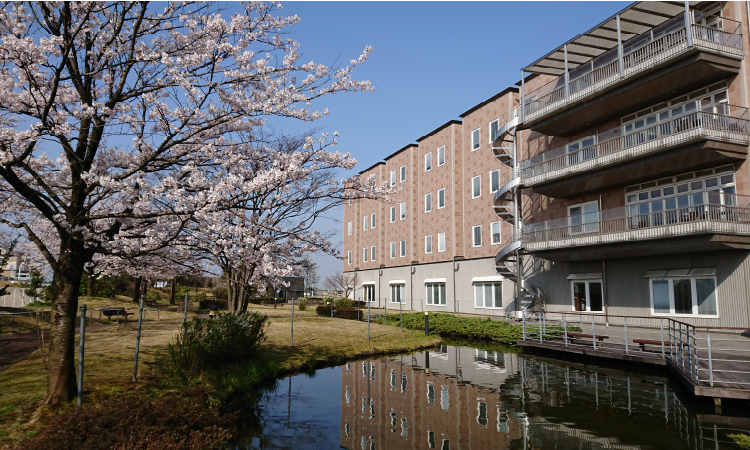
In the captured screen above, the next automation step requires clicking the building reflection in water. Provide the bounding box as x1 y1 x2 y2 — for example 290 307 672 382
340 345 747 450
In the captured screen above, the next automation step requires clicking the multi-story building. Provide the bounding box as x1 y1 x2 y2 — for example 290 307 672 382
345 1 750 328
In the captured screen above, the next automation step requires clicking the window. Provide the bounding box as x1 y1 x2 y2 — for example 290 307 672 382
472 175 481 199
400 165 406 182
390 242 396 259
390 170 396 186
569 201 599 234
425 193 432 212
348 221 352 235
490 119 499 142
491 221 501 245
490 170 500 193
400 202 406 220
650 276 717 316
400 240 406 257
390 206 396 223
473 225 482 247
472 128 480 150
371 213 375 229
348 198 352 205
437 188 445 209
426 283 447 305
370 246 376 262
438 232 446 252
625 166 736 229
428 431 436 449
425 235 432 254
363 216 368 231
347 251 351 265
477 402 488 426
566 136 596 164
363 247 368 262
425 152 432 171
391 284 405 303
437 146 445 166
572 279 603 312
363 284 375 302
440 387 449 410
474 282 502 308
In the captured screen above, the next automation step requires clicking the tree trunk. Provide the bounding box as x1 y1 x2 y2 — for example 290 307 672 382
133 277 141 303
169 279 175 306
86 273 95 298
45 244 87 405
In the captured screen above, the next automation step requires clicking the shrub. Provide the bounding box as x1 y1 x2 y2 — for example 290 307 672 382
169 311 269 374
333 297 354 308
729 434 750 450
146 290 161 302
248 296 281 305
16 388 235 450
297 298 307 311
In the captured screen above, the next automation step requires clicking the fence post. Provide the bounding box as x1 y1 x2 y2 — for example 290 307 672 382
290 296 294 347
522 315 526 341
592 315 597 350
692 325 698 382
368 299 370 341
77 304 87 408
624 316 629 354
562 312 568 346
660 318 666 359
538 313 542 343
132 295 145 382
400 298 403 332
706 331 714 387
183 292 188 324
384 303 387 326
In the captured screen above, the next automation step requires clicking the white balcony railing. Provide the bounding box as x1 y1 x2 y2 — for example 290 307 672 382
523 192 750 252
522 12 744 124
520 105 750 186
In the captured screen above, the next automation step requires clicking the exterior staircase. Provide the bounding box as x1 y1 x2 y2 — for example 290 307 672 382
491 110 544 318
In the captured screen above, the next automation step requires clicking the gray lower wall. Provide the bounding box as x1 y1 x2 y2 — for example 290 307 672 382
352 258 514 316
525 249 750 328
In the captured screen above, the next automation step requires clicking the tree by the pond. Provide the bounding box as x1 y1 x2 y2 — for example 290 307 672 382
0 2 385 405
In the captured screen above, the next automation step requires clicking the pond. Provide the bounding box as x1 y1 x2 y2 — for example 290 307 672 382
233 343 750 449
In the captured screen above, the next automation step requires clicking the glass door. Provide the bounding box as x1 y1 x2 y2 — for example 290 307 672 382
569 202 599 234
572 280 603 312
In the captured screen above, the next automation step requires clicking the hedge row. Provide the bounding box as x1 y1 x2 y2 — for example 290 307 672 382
315 305 362 320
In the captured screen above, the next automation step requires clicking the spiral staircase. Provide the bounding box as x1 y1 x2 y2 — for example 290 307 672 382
491 111 544 318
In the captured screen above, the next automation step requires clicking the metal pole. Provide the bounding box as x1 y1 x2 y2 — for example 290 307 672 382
290 296 294 346
564 44 569 102
624 316 629 354
520 69 525 122
706 332 713 386
538 312 542 343
384 303 387 326
522 315 526 340
368 298 370 341
183 292 188 324
400 297 403 331
77 304 86 408
562 312 568 346
424 311 429 336
132 294 145 382
616 15 624 78
660 318 666 359
592 315 597 350
685 1 692 48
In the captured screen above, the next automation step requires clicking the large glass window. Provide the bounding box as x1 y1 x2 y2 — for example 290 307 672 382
425 152 432 171
571 279 603 312
390 242 396 259
425 193 432 212
437 232 446 252
426 283 447 305
437 146 445 166
370 246 376 262
391 284 405 303
625 166 736 228
425 235 432 254
472 175 481 198
400 202 406 220
490 119 499 142
400 240 406 257
438 188 445 209
472 128 480 150
491 221 501 245
473 225 482 247
390 170 396 186
569 201 599 234
363 284 375 302
390 206 396 223
650 277 718 316
400 165 406 182
474 282 502 308
490 170 500 193
348 221 352 235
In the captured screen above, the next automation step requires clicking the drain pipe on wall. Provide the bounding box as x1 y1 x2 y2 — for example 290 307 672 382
603 260 609 326
453 258 460 317
410 262 415 312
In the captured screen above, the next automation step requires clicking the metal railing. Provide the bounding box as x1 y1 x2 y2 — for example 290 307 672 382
523 192 750 251
523 13 743 123
520 105 750 185
520 311 750 390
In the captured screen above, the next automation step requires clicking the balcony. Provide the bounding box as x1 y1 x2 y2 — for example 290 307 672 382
522 192 750 262
522 11 743 136
520 103 750 197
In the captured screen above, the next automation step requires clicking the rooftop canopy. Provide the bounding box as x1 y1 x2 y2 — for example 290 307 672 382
523 1 704 76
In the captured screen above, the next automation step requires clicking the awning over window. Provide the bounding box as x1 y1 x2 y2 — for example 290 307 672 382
645 268 716 277
567 273 603 280
524 2 700 75
388 280 406 285
361 281 376 285
424 278 447 284
471 276 504 283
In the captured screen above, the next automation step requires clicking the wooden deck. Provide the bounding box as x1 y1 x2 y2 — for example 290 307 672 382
519 338 750 400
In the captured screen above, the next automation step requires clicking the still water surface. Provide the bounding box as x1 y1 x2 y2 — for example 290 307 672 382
234 344 750 449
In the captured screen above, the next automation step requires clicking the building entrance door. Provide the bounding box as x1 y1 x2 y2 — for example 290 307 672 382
572 280 603 312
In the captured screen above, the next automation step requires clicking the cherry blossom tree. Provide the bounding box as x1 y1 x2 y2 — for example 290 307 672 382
0 2 379 404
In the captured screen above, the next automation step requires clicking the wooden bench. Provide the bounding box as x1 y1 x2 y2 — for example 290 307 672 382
101 308 133 322
566 332 609 342
633 339 681 352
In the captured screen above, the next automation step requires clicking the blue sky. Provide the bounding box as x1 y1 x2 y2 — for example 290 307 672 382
272 1 630 281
